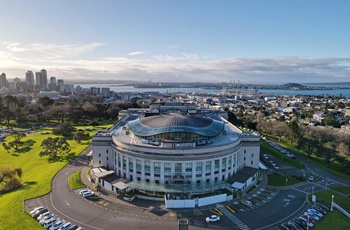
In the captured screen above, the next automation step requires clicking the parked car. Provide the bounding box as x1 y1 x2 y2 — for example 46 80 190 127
79 189 90 195
314 203 329 211
49 220 65 230
67 224 78 230
82 191 95 198
37 211 51 221
32 208 48 218
58 222 72 230
39 215 56 225
308 176 315 181
43 218 58 228
272 164 279 170
307 208 323 217
205 215 220 222
30 206 45 215
304 212 319 221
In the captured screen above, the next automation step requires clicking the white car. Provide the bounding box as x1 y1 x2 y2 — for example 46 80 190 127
58 222 72 230
308 176 315 181
79 189 90 195
49 220 65 230
205 215 220 222
37 211 51 221
39 215 56 225
30 206 45 215
307 208 323 217
82 191 95 198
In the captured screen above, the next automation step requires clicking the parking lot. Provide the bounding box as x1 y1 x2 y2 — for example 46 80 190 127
228 188 280 212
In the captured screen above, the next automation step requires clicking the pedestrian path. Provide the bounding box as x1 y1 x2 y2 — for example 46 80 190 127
217 204 250 230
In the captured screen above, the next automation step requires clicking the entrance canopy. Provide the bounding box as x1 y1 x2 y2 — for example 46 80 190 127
231 182 244 189
113 181 129 190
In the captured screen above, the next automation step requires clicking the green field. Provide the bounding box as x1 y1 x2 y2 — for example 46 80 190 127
267 173 304 186
0 123 114 229
68 171 85 190
314 211 350 230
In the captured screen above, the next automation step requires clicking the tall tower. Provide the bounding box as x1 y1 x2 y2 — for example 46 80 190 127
0 73 7 88
41 69 48 90
25 70 35 86
35 72 42 88
49 76 57 91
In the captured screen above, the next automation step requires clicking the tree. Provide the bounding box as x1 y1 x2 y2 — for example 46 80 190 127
297 134 320 157
0 167 22 193
2 95 18 126
39 137 71 159
287 120 301 144
8 131 26 151
336 142 350 158
37 96 54 107
74 130 90 143
227 110 242 126
52 122 76 137
272 122 288 141
322 142 336 166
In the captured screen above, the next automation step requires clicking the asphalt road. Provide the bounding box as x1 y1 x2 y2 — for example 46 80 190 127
25 143 350 230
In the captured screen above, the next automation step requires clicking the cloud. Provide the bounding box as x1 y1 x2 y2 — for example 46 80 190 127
127 51 145 56
1 42 350 83
2 42 105 58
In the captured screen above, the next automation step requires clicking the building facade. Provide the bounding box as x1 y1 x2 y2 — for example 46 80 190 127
92 109 260 194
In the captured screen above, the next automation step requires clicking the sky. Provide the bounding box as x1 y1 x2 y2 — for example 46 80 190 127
1 0 350 84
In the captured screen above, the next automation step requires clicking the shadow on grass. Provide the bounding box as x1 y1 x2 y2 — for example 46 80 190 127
47 152 77 163
22 181 38 188
9 139 37 155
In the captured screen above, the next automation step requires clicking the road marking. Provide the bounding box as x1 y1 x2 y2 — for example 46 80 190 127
284 202 289 207
64 200 70 207
291 187 309 194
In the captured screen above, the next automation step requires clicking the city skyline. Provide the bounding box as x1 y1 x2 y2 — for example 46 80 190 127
1 1 350 84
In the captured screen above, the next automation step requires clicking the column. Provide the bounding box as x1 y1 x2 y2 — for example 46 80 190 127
191 161 196 184
160 162 165 184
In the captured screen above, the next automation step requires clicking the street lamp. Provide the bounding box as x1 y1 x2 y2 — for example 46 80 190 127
331 195 334 211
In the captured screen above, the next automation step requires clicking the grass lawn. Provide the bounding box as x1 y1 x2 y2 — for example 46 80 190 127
267 174 304 186
331 186 350 196
68 171 85 190
314 211 350 230
0 121 115 229
309 190 350 212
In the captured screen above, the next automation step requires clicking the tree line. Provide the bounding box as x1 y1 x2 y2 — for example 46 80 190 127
228 109 350 174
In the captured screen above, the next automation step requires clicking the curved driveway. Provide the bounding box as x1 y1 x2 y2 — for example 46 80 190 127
26 145 348 230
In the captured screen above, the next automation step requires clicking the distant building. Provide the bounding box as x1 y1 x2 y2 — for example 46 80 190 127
25 71 35 86
48 76 57 91
0 73 7 88
39 91 60 100
41 69 48 90
90 87 100 95
101 87 110 97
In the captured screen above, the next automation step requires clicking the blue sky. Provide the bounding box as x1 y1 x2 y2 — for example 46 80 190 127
1 0 350 83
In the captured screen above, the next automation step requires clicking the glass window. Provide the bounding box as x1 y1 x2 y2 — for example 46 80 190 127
145 161 150 173
175 163 182 174
136 160 141 173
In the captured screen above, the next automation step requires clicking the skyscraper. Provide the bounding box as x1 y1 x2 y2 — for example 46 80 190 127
25 70 35 86
41 69 48 90
0 73 7 88
35 72 42 88
35 69 48 90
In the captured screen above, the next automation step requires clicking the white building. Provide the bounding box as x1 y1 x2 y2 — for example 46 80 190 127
92 109 260 196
